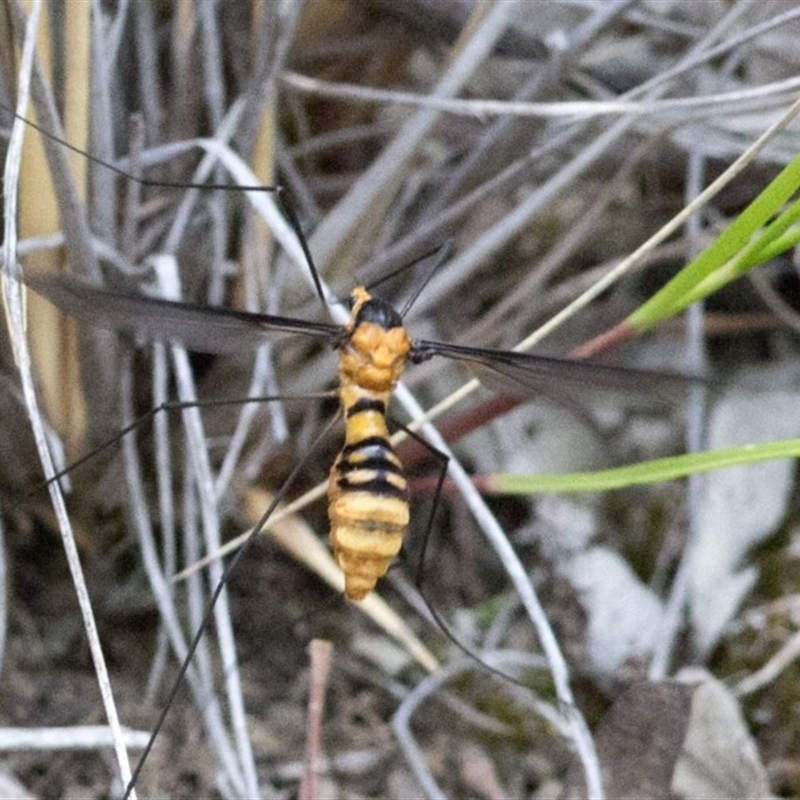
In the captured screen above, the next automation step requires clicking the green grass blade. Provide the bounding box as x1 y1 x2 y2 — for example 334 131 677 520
628 148 800 331
485 438 800 495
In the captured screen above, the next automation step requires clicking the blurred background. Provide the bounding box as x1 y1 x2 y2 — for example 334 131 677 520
1 1 800 797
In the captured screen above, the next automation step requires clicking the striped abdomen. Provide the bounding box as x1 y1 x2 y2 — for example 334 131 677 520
328 286 413 600
328 396 409 600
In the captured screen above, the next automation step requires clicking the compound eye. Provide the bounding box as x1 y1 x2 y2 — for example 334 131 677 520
355 298 403 330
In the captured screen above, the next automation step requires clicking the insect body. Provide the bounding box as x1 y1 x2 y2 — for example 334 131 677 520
26 269 431 598
329 286 412 600
23 268 689 600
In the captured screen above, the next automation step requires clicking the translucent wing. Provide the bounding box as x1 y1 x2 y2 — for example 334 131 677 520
24 269 341 354
411 338 701 401
25 268 701 398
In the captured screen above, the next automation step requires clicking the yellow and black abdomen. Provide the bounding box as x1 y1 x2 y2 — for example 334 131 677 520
328 396 410 601
327 286 414 600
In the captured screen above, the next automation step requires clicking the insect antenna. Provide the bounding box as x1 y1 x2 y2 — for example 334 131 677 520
353 241 448 297
398 240 454 319
316 243 451 311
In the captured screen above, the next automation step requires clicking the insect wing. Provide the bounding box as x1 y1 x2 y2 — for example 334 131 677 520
24 269 341 354
412 338 700 402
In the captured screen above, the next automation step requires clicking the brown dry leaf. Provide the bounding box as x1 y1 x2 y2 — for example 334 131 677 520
563 669 773 799
563 679 694 800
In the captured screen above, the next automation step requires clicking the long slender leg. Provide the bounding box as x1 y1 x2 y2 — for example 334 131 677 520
397 420 529 688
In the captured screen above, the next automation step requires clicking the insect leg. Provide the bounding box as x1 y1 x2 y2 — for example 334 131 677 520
122 393 341 798
396 421 535 689
22 339 335 795
117 346 245 797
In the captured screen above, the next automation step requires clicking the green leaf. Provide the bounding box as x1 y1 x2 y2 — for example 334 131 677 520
628 149 800 331
485 439 800 495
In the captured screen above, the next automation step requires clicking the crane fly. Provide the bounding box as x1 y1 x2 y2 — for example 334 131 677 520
9 102 692 603
9 106 696 798
23 261 689 601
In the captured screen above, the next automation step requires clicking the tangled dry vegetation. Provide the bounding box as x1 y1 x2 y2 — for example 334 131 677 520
1 1 800 797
